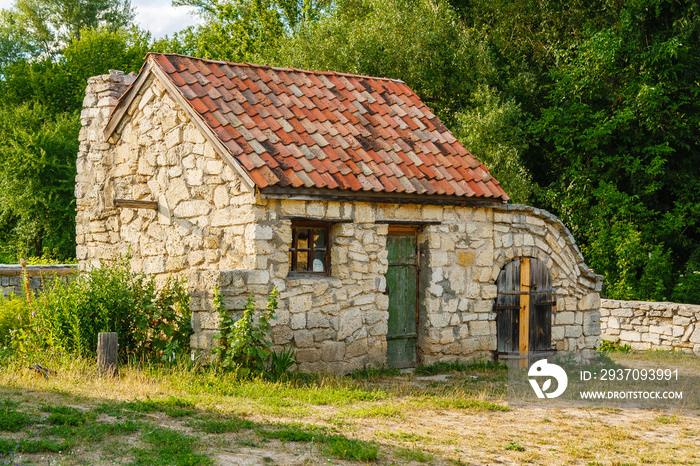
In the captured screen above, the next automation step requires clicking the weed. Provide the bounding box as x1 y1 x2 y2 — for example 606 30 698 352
14 256 191 362
505 441 525 451
213 287 283 378
257 422 378 461
350 365 401 379
132 427 213 466
415 360 469 375
598 340 632 352
191 416 256 434
342 404 404 419
0 438 70 455
655 414 680 424
41 405 93 426
396 447 435 462
0 406 32 432
415 358 506 376
380 430 423 442
433 397 509 411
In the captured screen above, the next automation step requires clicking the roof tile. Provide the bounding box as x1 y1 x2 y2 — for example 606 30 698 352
143 53 508 201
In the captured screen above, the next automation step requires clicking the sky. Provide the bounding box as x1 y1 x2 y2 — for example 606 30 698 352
0 0 203 39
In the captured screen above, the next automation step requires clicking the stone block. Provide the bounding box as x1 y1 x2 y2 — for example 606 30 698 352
338 308 363 340
619 330 641 342
612 308 634 318
321 341 345 362
551 326 565 341
307 312 330 329
649 324 673 336
580 293 600 310
469 321 491 336
345 338 369 358
583 311 601 336
689 325 700 343
296 348 321 363
354 204 374 223
293 330 314 348
290 312 306 330
555 312 575 325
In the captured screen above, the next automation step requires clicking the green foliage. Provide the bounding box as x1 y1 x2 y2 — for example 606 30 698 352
274 0 497 119
0 103 79 260
13 257 191 362
453 86 532 203
0 0 135 60
529 0 700 302
396 447 435 463
671 250 700 304
0 293 31 346
213 287 295 378
350 365 401 379
191 416 256 433
267 344 297 379
504 440 526 451
0 403 32 432
42 405 94 426
597 340 632 353
258 423 379 461
132 427 213 466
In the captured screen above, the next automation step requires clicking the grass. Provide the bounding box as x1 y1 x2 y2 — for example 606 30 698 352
0 404 32 432
132 427 213 466
0 351 698 464
396 447 435 462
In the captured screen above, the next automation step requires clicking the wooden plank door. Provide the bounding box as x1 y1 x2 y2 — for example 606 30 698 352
385 228 418 368
495 258 555 356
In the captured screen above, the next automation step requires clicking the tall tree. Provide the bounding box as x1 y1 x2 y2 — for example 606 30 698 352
0 103 80 259
531 0 700 300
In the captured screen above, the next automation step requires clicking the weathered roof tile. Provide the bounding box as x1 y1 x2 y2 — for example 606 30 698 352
138 53 508 201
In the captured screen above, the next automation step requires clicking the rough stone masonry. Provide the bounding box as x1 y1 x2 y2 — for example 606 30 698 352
76 70 603 373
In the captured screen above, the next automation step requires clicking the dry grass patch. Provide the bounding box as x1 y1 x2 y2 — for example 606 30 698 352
0 354 698 464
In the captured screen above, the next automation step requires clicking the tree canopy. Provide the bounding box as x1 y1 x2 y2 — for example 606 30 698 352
0 0 698 304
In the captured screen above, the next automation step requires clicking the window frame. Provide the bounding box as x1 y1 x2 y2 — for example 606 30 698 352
288 221 332 276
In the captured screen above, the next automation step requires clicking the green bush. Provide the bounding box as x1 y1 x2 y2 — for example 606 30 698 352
13 257 191 362
0 293 31 346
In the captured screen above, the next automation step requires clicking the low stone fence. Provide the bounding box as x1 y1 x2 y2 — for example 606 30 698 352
600 299 700 353
0 264 78 298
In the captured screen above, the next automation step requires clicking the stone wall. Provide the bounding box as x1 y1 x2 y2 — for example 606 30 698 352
0 265 77 297
184 199 601 372
78 70 603 373
600 299 700 353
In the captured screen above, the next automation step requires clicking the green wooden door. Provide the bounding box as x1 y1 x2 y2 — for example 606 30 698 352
385 229 418 368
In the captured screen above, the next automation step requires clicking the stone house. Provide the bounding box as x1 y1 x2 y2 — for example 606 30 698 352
76 53 602 373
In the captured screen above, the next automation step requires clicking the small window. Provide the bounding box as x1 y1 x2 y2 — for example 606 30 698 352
289 223 331 275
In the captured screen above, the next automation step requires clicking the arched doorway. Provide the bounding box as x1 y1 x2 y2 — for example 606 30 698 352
495 258 556 357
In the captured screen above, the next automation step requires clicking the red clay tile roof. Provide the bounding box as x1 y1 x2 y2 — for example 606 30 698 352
147 53 509 201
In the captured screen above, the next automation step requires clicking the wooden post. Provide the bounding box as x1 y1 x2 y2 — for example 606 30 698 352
519 258 531 369
97 332 118 377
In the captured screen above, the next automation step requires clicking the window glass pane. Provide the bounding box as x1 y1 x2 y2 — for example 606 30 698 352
313 229 326 249
312 251 325 272
297 251 308 271
297 229 309 249
289 251 293 270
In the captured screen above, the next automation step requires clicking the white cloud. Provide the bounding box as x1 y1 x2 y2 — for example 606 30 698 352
0 0 204 39
132 0 203 39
